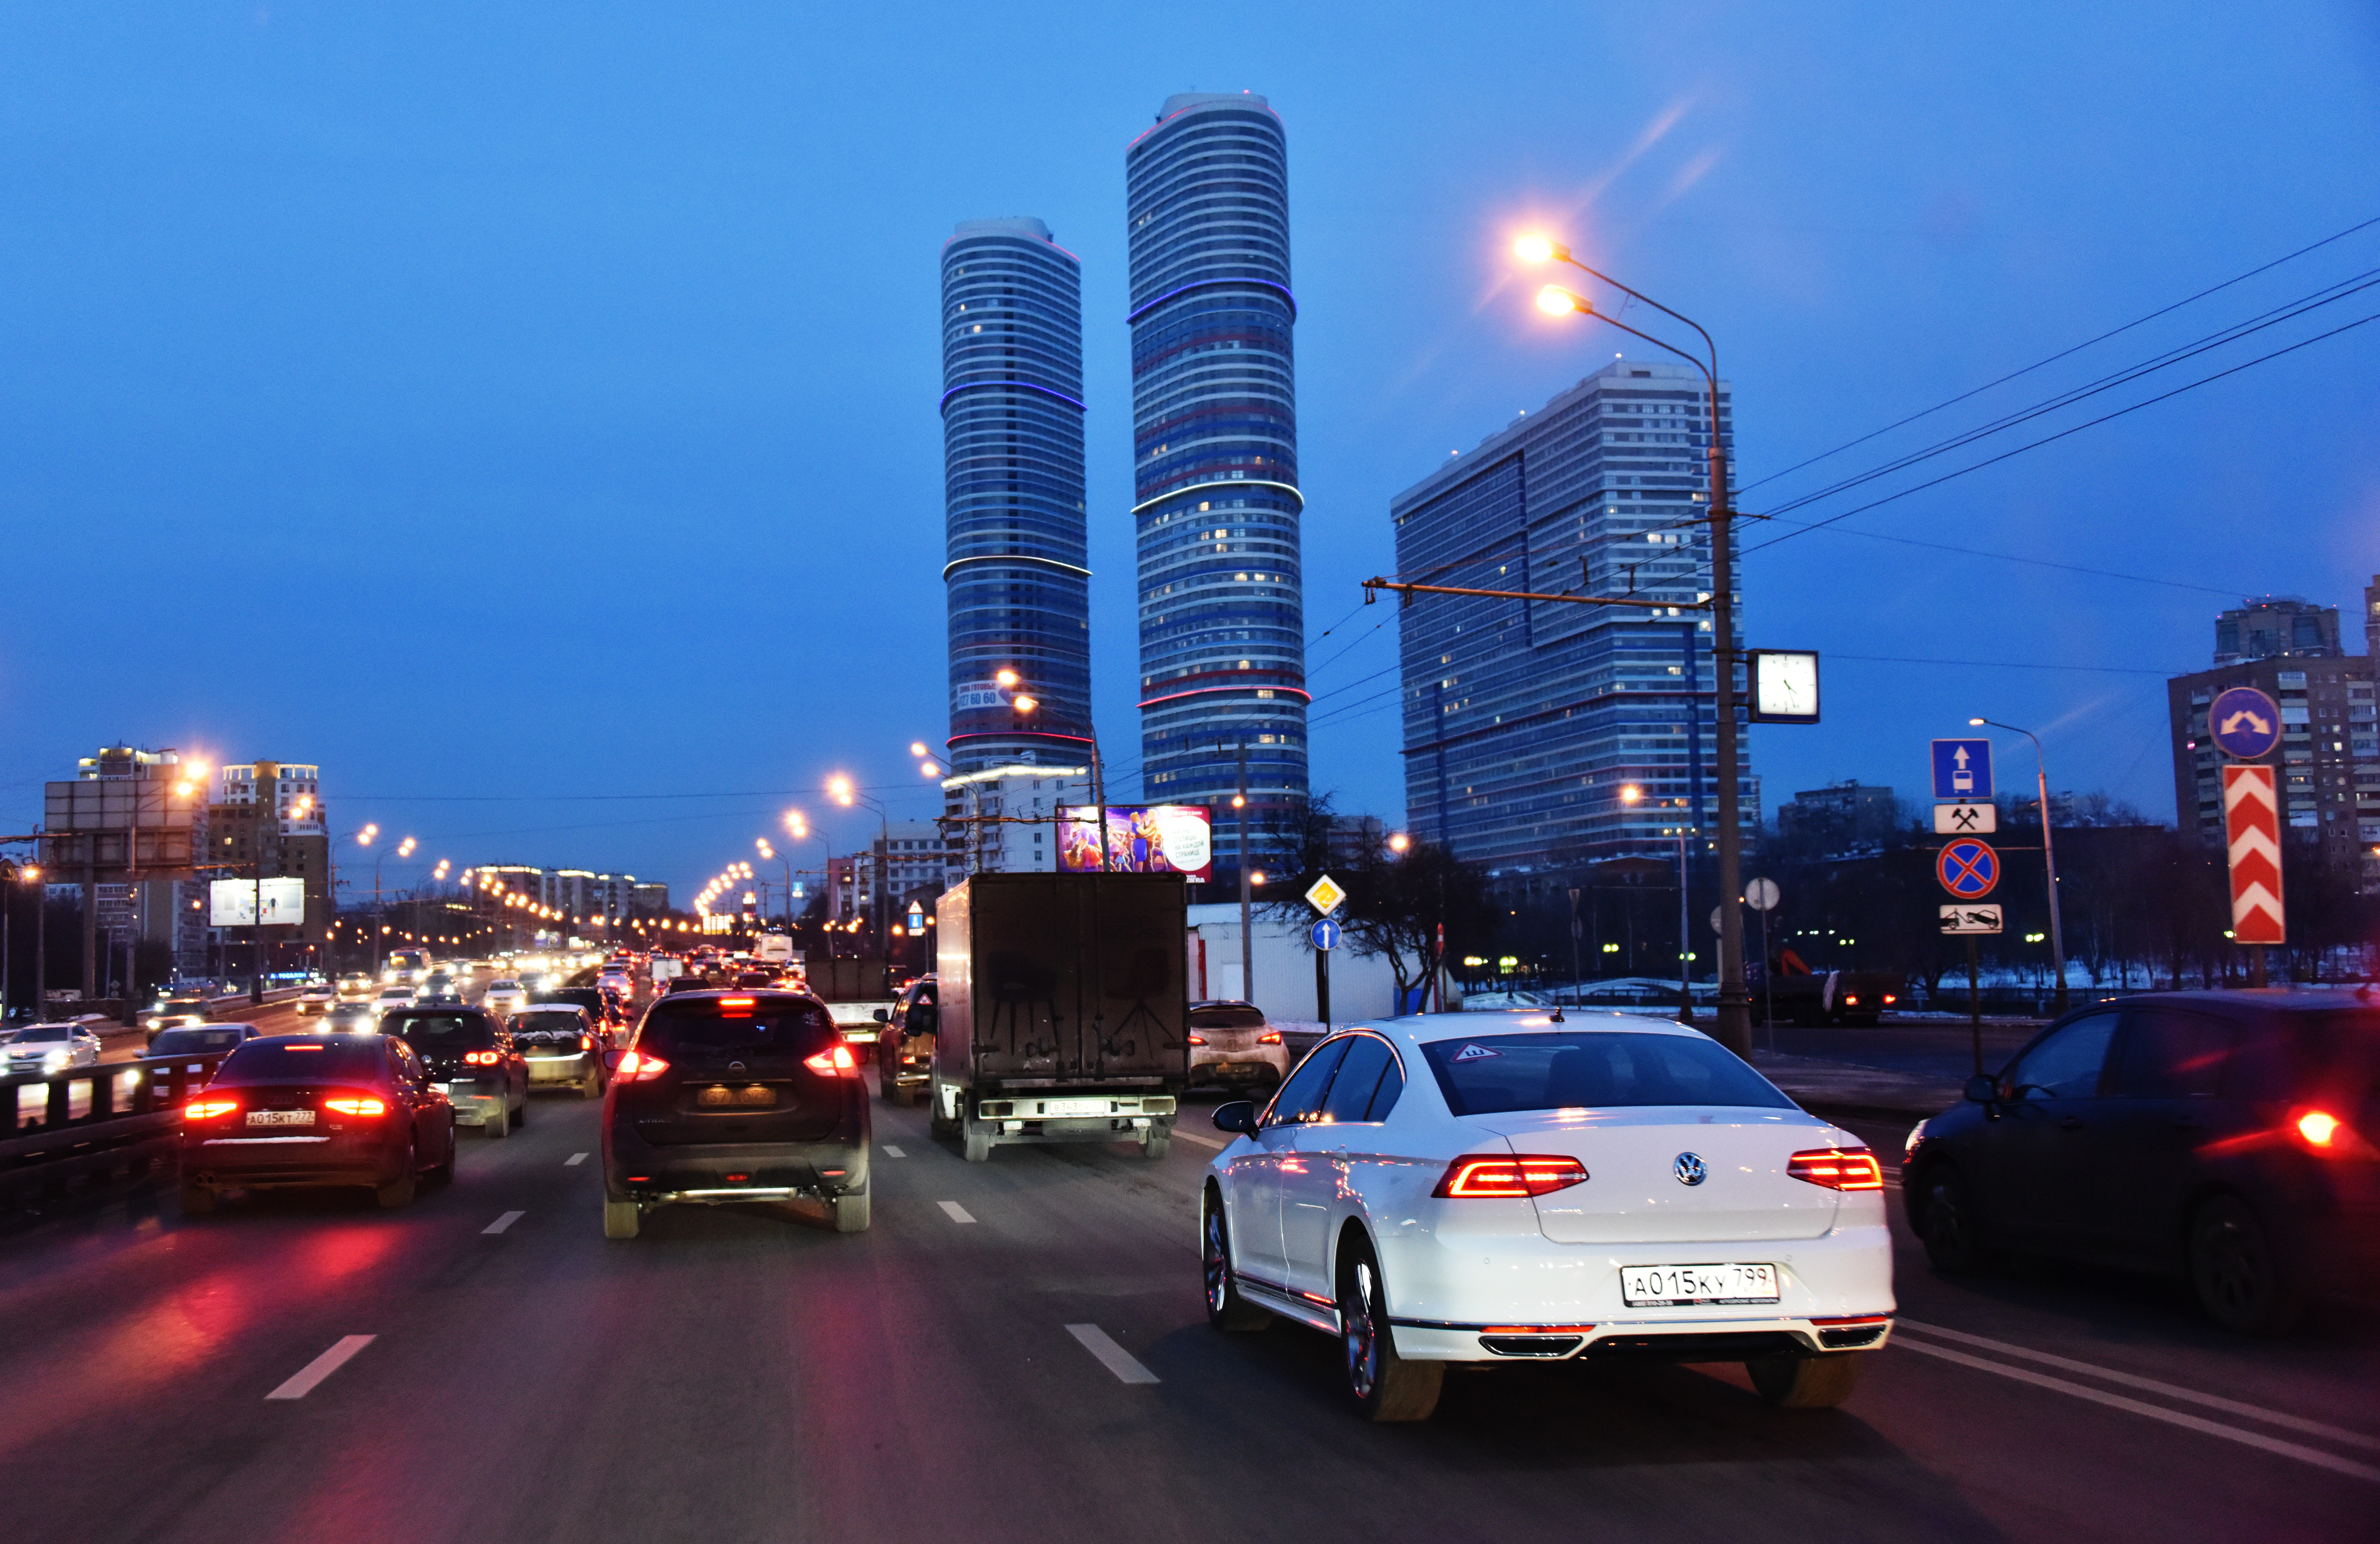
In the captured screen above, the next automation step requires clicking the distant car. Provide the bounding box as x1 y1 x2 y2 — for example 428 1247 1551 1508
295 982 337 1015
421 972 459 1000
140 989 213 1043
141 1022 266 1076
660 977 715 997
325 1001 381 1034
382 1006 527 1138
375 986 418 1013
534 986 628 1046
3 1022 106 1076
1186 1000 1290 1090
335 973 378 1003
509 1004 605 1097
874 977 937 1106
177 1033 455 1214
483 980 529 1017
597 966 635 998
600 989 870 1238
1904 989 2380 1333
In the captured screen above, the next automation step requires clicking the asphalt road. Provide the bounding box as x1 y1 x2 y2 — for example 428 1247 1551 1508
1 1079 2374 1544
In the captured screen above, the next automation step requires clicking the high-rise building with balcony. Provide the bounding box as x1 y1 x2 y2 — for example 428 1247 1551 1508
1125 92 1308 861
940 217 1094 777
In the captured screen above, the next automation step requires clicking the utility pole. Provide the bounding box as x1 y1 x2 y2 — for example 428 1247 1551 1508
1235 739 1253 1005
1566 886 1582 1008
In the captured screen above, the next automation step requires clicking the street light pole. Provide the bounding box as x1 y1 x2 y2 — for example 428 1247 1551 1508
1973 717 2069 1012
1523 243 1749 1058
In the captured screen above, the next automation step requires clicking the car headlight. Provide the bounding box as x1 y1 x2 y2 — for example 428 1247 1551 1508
1904 1119 1929 1161
42 1049 71 1071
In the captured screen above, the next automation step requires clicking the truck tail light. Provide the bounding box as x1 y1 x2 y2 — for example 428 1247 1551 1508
184 1097 239 1120
616 1050 670 1081
1432 1154 1589 1198
323 1096 387 1117
1788 1147 1883 1190
804 1045 858 1076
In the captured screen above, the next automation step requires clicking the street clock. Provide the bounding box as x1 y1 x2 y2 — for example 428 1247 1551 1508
1746 649 1820 724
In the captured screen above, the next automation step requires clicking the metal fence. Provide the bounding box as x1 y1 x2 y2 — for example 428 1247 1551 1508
0 1053 227 1206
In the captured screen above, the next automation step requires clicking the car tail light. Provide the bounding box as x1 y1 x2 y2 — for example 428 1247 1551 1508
580 1033 595 1051
616 1050 670 1080
2293 1109 2378 1157
1186 1034 1207 1046
1882 994 1897 1004
324 1096 387 1117
184 1097 239 1120
718 997 756 1014
1788 1147 1884 1190
1844 994 1859 1005
804 1044 859 1076
1433 1154 1589 1198
1258 1031 1283 1044
463 1049 501 1066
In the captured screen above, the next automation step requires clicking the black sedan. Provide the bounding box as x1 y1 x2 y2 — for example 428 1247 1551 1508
178 1033 455 1213
1904 989 2380 1331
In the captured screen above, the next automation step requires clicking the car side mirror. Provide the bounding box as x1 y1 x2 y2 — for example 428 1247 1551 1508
1212 1100 1258 1136
603 1049 624 1071
873 1008 889 1023
1963 1074 1998 1104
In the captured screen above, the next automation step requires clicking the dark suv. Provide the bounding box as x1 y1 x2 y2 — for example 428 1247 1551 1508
873 976 936 1106
600 989 869 1238
382 1006 528 1139
1905 989 2380 1331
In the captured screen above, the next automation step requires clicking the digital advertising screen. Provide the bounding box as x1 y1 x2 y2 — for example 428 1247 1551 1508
1058 805 1213 882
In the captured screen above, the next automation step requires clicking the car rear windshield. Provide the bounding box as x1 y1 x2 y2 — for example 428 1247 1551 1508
219 1040 385 1082
1190 1006 1267 1030
385 1013 497 1050
637 997 837 1059
511 1010 583 1031
150 1027 246 1055
2233 1010 2380 1103
1421 1031 1793 1115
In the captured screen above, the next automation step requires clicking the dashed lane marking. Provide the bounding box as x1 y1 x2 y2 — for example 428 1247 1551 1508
1172 1130 1226 1150
1066 1324 1160 1385
565 1153 588 1166
266 1335 376 1400
937 1200 976 1224
882 1144 906 1158
483 1210 525 1235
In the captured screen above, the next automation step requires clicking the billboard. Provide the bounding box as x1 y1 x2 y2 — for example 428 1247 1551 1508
1058 806 1213 881
209 877 308 927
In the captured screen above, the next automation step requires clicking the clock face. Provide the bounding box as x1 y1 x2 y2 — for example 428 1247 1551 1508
1755 652 1818 721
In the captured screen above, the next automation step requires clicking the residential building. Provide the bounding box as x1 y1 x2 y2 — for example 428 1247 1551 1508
941 217 1095 776
942 763 1092 874
1389 359 1754 876
1777 782 1898 852
2167 580 2378 891
1125 92 1309 860
44 744 211 982
207 762 332 955
2214 595 2343 664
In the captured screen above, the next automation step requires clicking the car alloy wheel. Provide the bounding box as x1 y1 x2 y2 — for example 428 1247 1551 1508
2189 1194 2303 1334
1918 1167 1991 1274
1336 1239 1442 1422
1202 1193 1270 1332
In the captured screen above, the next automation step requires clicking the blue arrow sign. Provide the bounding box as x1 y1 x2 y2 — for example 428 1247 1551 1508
1931 738 1994 801
2207 686 2282 760
1310 918 1341 952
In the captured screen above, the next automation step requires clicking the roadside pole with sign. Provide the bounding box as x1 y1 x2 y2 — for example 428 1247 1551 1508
2207 686 2285 986
1935 833 2001 1073
1743 877 1780 1047
1306 875 1345 1032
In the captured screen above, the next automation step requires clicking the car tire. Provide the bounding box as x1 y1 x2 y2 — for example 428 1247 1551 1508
602 1198 641 1240
1747 1353 1865 1408
178 1180 215 1217
1141 1129 1171 1160
580 1071 603 1099
833 1190 871 1233
1202 1191 1271 1332
961 1116 992 1163
1337 1236 1442 1422
376 1144 419 1209
1915 1165 1992 1274
485 1105 510 1140
512 1094 527 1127
928 1075 957 1138
2189 1193 2303 1334
428 1127 456 1184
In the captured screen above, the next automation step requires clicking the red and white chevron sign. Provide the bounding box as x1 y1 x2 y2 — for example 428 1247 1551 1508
2221 764 2285 945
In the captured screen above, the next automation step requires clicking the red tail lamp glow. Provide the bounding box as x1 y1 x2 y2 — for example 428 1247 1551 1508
324 1096 387 1117
1788 1148 1884 1190
1433 1154 1589 1198
804 1045 859 1076
1185 1034 1207 1046
616 1050 670 1081
1258 1031 1283 1044
462 1049 501 1066
184 1098 239 1120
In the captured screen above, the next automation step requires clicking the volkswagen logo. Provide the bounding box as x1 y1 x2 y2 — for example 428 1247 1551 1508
1673 1152 1707 1186
728 1061 747 1074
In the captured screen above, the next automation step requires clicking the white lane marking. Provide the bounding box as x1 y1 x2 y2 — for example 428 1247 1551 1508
1894 1337 2380 1484
1172 1130 1226 1150
1896 1319 2380 1451
1066 1323 1160 1385
266 1335 376 1400
937 1200 976 1224
882 1144 906 1158
483 1210 525 1235
564 1152 588 1166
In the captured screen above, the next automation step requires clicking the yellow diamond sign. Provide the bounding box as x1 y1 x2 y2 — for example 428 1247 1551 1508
1304 873 1346 917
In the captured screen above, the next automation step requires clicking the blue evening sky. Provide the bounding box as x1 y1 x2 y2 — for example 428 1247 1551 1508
2 2 2374 900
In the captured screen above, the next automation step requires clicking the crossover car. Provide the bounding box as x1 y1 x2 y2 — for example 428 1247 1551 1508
1201 1010 1894 1421
142 1022 266 1077
482 979 530 1017
1904 989 2380 1332
3 1022 106 1076
177 1033 454 1212
510 1003 605 1097
535 986 629 1046
1187 999 1290 1090
381 1006 528 1137
600 989 870 1238
873 976 937 1105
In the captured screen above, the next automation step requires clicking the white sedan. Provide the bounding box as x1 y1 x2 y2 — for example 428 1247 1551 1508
1200 1010 1895 1422
2 1022 107 1076
482 980 530 1017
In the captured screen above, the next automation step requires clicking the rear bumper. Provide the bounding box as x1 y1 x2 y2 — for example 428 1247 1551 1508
524 1055 598 1086
1188 1055 1286 1087
435 1080 508 1124
1387 1315 1895 1364
181 1134 406 1190
603 1126 869 1205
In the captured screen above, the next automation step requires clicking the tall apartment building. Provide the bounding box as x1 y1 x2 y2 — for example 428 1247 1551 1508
941 217 1094 776
207 761 332 949
1125 92 1308 860
1390 359 1753 875
1777 782 1898 852
2168 580 2379 890
942 762 1093 874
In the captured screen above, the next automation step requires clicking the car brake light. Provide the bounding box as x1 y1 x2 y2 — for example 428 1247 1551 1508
463 1049 501 1066
324 1096 387 1116
2293 1109 2378 1156
1882 994 1897 1004
184 1097 239 1119
718 997 756 1014
1433 1154 1589 1198
616 1050 670 1080
1258 1031 1283 1044
1788 1147 1884 1190
804 1044 859 1076
1186 1034 1206 1046
580 1033 595 1051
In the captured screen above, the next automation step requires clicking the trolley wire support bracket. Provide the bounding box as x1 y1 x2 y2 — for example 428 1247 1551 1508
1361 577 1712 612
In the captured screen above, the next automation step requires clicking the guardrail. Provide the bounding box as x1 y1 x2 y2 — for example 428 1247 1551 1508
0 1053 227 1207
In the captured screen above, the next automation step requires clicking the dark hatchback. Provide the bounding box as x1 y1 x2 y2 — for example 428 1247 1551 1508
179 1034 454 1212
1904 989 2380 1331
600 989 869 1238
536 986 629 1045
872 975 936 1106
382 1006 528 1138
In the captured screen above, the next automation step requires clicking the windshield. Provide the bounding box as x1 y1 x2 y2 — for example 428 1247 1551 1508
637 997 837 1060
150 1027 246 1055
219 1040 386 1082
17 1025 70 1043
1421 1030 1794 1115
385 1012 497 1050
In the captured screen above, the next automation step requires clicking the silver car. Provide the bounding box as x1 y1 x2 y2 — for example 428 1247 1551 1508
483 980 530 1017
1186 1000 1290 1090
507 1004 605 1097
3 1022 105 1076
325 1000 380 1033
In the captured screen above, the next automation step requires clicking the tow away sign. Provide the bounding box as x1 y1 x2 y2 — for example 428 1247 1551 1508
1940 904 2003 935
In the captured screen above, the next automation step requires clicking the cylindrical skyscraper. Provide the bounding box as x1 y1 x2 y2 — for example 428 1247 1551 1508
941 218 1093 776
1125 93 1309 861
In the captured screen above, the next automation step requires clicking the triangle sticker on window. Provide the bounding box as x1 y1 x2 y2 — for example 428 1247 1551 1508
1452 1043 1501 1062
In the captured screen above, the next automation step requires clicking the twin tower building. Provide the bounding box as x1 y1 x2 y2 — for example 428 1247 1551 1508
940 93 1304 867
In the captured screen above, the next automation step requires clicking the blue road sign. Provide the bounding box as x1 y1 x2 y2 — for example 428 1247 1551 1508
2207 686 2283 760
1937 839 2000 899
1310 918 1341 952
1931 738 1994 801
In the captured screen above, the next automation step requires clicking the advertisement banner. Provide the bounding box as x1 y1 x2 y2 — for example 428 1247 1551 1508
1058 805 1213 881
209 877 308 927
